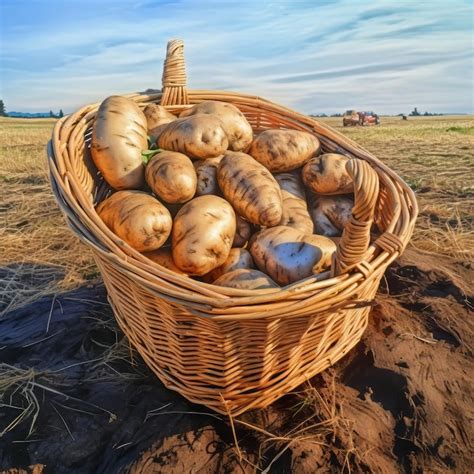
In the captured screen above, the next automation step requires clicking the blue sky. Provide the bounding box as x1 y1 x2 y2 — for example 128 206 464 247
1 0 473 114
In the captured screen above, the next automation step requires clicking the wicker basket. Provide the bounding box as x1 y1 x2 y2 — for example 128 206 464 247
48 39 417 415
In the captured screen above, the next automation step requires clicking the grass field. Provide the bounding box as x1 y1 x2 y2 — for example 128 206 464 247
1 115 473 315
1 114 473 471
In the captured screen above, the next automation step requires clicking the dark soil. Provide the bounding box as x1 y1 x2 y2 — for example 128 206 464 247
0 249 472 473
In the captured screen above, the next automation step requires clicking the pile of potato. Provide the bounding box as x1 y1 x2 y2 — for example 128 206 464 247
91 96 355 290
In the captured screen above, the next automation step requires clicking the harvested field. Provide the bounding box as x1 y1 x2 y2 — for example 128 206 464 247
1 115 473 472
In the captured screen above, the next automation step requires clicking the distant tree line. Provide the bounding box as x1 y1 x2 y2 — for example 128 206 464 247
407 107 443 117
0 99 64 118
310 108 445 118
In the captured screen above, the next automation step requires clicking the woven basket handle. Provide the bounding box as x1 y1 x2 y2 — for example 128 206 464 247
161 39 189 106
333 158 379 276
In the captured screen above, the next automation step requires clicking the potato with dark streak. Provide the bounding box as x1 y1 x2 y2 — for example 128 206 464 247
233 215 253 247
249 129 320 172
213 269 278 290
97 191 172 252
145 151 197 203
207 248 254 281
303 153 353 195
143 103 177 141
249 226 336 285
217 152 282 227
91 96 148 190
143 247 187 276
194 155 223 196
275 172 313 234
158 114 228 159
172 195 236 276
308 194 354 237
180 100 253 151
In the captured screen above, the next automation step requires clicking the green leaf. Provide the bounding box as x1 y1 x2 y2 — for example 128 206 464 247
141 148 163 165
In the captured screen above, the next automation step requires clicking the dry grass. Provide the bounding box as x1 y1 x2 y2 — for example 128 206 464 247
1 115 473 316
0 118 97 315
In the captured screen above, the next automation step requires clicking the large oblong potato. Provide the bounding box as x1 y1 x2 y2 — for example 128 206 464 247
143 103 177 141
213 269 278 290
180 100 253 151
275 173 313 234
249 226 336 285
208 248 254 281
97 191 172 252
143 247 187 276
194 156 223 196
158 114 228 159
303 153 353 195
145 151 197 203
172 195 236 275
91 96 148 190
217 152 283 227
249 129 320 172
308 194 354 237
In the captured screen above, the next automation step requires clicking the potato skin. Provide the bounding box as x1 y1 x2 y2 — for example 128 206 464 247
217 152 283 227
143 104 177 141
233 215 253 247
180 101 253 151
194 156 223 196
91 96 148 190
275 173 313 234
308 194 354 237
249 226 336 285
158 114 228 159
303 154 353 195
213 269 278 290
249 130 320 172
145 151 197 203
274 172 306 200
208 248 254 281
97 191 172 252
143 247 187 275
172 195 236 276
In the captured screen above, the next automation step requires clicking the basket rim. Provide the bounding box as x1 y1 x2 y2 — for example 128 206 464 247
48 88 418 320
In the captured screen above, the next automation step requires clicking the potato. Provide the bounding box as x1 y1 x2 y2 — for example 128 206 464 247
143 104 177 141
145 151 197 203
217 152 283 226
302 153 353 195
172 195 236 275
213 269 278 290
194 156 223 196
208 248 254 281
158 114 228 159
180 100 253 151
249 226 336 285
91 96 148 190
143 247 187 275
233 215 253 247
274 172 306 200
248 129 320 172
97 191 172 252
275 173 313 234
308 194 354 237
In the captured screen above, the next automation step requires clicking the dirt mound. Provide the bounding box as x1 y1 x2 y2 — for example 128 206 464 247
1 249 472 473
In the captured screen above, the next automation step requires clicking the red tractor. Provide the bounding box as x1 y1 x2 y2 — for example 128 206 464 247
359 111 380 126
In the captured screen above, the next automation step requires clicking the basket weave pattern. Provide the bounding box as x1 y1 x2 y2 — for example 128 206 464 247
48 40 417 415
